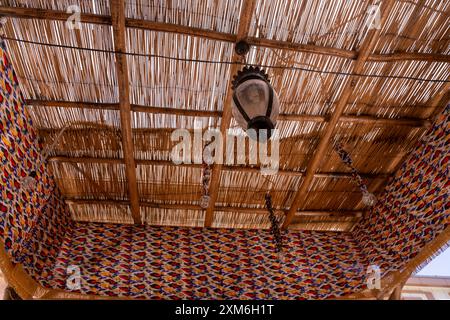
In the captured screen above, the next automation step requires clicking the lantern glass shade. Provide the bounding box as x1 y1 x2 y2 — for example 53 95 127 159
232 67 279 141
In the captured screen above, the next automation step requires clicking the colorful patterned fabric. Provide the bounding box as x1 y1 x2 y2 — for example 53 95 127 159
353 104 450 275
51 223 368 299
0 39 72 285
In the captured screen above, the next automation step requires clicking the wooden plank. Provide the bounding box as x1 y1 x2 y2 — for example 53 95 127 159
126 18 235 43
367 52 450 63
1 6 449 62
110 0 141 224
282 0 396 229
26 99 429 127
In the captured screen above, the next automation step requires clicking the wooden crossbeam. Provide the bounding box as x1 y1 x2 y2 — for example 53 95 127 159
203 0 257 227
47 155 389 180
1 6 449 63
64 197 362 218
282 0 396 229
110 0 141 224
26 99 430 127
43 126 412 139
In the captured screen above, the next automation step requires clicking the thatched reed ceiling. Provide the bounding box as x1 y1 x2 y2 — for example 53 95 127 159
0 0 448 231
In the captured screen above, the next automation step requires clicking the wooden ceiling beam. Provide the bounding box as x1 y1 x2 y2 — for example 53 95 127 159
366 52 450 63
204 0 257 227
110 0 141 224
282 0 396 229
1 6 449 63
48 155 389 180
126 18 235 43
0 6 112 24
26 99 430 127
64 197 362 218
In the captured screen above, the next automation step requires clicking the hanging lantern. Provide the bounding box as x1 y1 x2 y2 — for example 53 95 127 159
231 66 279 141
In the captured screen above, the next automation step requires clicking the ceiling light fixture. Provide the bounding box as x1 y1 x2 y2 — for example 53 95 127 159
231 41 279 142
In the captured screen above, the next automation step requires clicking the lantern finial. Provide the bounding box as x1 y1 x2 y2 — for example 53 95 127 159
232 66 270 90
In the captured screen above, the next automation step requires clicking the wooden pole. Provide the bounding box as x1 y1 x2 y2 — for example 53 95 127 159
110 0 141 224
26 99 429 127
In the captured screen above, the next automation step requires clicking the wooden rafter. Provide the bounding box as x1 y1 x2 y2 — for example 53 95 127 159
47 155 389 180
282 0 396 229
110 0 141 224
0 6 449 63
64 197 362 218
26 99 430 127
203 0 257 227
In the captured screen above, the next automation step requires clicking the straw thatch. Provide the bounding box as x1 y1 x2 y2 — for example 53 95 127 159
0 0 448 231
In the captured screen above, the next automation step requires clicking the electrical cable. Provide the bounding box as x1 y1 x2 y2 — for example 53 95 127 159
3 36 449 84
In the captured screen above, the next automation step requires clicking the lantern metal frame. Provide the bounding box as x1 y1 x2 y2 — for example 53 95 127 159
231 66 277 140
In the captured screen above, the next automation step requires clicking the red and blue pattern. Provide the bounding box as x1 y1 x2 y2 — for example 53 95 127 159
0 39 72 285
353 104 450 275
51 223 368 299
